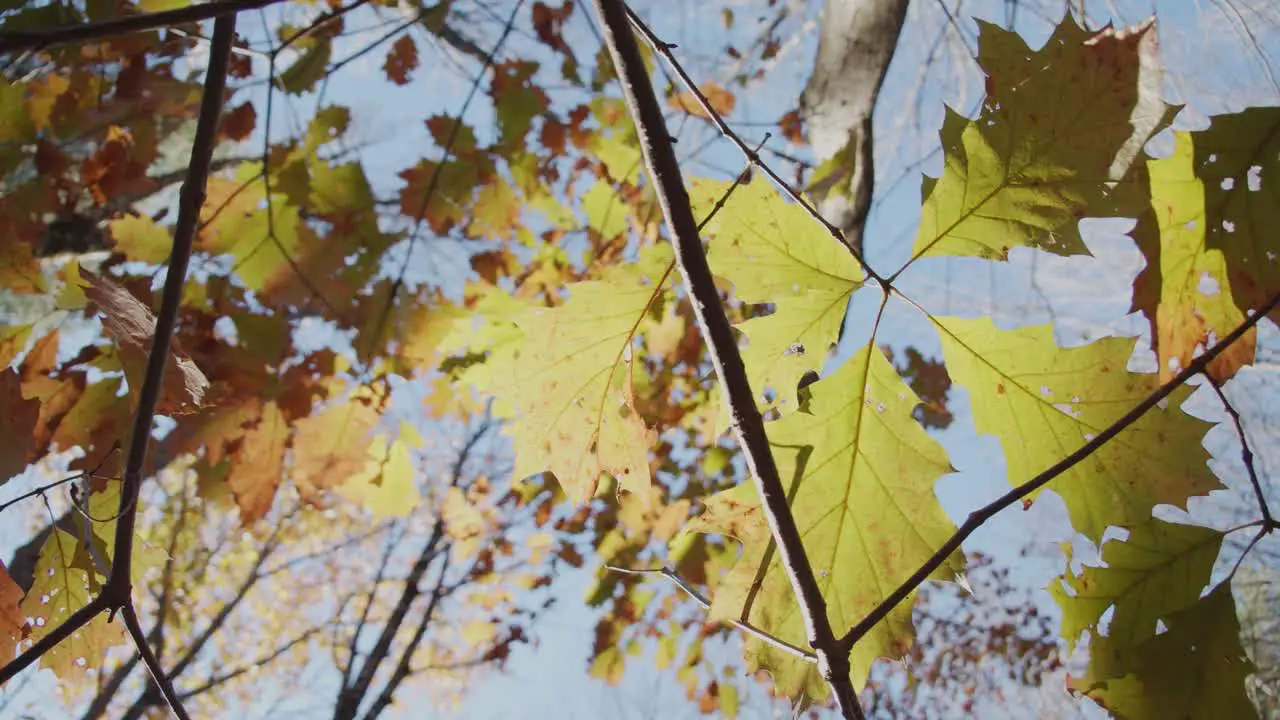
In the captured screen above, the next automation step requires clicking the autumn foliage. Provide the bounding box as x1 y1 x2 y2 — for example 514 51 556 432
0 1 1278 719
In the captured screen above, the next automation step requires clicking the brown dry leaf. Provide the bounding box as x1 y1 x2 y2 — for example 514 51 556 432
778 109 805 145
531 1 574 55
220 102 257 142
82 271 209 415
383 35 418 86
0 369 39 485
667 82 736 120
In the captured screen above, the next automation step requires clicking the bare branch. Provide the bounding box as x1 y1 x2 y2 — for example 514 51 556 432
0 0 283 54
1205 372 1273 526
590 1 864 716
358 553 454 720
119 604 190 720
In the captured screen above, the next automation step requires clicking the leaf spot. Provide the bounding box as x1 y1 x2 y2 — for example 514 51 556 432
1247 165 1262 191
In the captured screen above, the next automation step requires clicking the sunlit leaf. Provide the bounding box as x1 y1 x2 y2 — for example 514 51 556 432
82 271 209 414
1050 518 1221 652
912 18 1175 261
21 529 125 678
1071 583 1256 719
691 178 863 415
689 346 960 700
935 317 1218 541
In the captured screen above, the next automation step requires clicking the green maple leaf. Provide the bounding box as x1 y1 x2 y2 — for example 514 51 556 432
1198 108 1280 319
200 164 309 291
912 17 1176 261
1049 518 1221 653
1073 583 1256 720
278 36 331 96
582 180 629 239
107 214 172 264
688 346 960 701
690 178 863 415
491 244 672 503
21 529 125 678
935 317 1219 541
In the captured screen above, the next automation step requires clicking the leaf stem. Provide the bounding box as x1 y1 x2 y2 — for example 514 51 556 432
591 2 864 716
605 564 819 664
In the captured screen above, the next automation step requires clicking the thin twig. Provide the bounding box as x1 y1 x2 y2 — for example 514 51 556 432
590 2 864 717
605 565 818 663
624 6 883 286
0 473 81 515
120 604 191 720
0 0 283 53
357 1 522 365
333 419 488 719
840 288 1280 651
359 553 454 720
1204 372 1272 526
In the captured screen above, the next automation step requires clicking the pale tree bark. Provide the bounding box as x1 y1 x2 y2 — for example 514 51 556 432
800 0 910 258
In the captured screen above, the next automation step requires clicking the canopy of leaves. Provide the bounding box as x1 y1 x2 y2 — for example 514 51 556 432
0 4 1275 720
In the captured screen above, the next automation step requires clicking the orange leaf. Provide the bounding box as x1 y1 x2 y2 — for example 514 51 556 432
667 82 735 120
531 1 574 55
383 35 418 86
291 397 380 501
778 109 805 145
82 272 209 415
0 561 25 663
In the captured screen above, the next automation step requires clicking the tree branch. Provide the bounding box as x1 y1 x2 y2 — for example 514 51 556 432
120 604 190 720
839 288 1280 651
103 12 233 600
624 7 882 284
1204 372 1273 526
358 553 454 720
591 1 864 716
0 0 283 54
799 0 909 258
333 530 447 720
0 20 235 715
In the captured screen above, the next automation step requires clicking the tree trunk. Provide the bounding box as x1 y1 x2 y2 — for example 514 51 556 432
800 0 909 258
